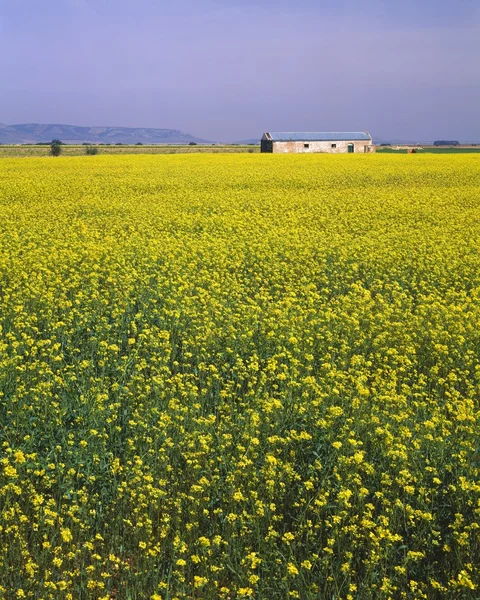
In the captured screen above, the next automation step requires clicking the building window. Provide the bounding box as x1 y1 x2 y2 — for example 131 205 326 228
304 143 309 149
331 143 336 148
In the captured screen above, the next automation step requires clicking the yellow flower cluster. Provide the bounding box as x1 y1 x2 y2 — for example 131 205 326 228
0 154 479 598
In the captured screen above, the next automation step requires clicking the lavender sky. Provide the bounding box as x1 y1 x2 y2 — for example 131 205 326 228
0 0 479 142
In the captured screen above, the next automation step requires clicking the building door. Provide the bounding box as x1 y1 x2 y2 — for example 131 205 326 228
348 144 354 153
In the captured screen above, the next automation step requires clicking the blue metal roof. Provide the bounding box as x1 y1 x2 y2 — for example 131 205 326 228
267 132 371 142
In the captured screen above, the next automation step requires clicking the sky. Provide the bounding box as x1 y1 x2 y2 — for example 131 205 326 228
0 0 479 142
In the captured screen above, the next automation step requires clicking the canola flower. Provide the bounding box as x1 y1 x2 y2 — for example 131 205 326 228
0 153 479 599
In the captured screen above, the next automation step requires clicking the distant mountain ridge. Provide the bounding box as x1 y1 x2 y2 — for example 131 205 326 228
0 123 209 145
372 137 432 145
233 138 260 145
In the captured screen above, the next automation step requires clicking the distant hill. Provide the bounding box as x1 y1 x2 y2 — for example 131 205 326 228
372 137 432 146
0 123 209 145
233 138 260 145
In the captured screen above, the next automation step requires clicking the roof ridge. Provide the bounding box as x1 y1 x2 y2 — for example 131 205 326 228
264 131 372 142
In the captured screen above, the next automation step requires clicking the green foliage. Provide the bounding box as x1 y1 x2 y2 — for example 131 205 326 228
50 140 62 156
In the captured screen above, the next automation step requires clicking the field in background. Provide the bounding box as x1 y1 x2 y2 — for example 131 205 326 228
2 144 480 158
1 154 479 598
377 146 480 154
0 144 260 157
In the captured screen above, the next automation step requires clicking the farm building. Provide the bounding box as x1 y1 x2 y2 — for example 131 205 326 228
261 132 373 154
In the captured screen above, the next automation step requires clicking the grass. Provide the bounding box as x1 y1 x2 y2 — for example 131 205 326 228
2 145 478 159
0 144 259 158
377 147 480 154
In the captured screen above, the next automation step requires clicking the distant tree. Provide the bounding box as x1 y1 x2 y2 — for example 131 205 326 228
117 143 123 145
85 145 99 155
136 142 143 145
189 142 197 146
50 140 62 157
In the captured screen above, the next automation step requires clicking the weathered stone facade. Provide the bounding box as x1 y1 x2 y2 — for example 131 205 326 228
269 140 373 154
261 132 374 154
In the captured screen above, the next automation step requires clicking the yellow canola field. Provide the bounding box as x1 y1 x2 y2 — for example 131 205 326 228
0 154 479 599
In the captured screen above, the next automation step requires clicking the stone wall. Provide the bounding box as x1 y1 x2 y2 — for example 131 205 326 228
271 140 373 154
